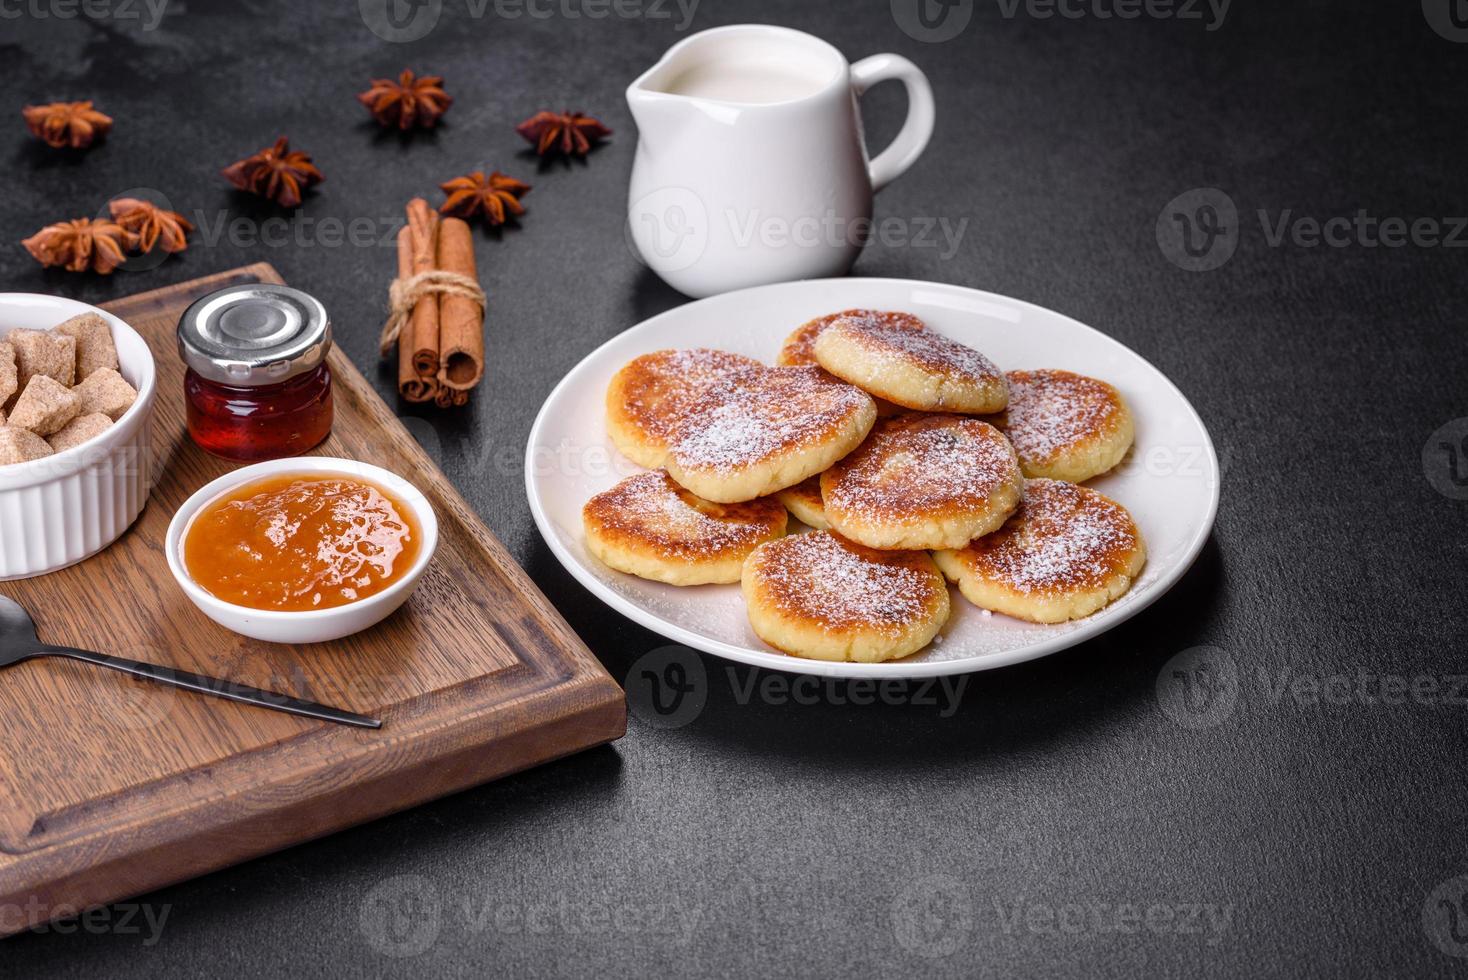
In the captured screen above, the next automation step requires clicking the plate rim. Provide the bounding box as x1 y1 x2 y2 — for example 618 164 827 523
524 277 1220 678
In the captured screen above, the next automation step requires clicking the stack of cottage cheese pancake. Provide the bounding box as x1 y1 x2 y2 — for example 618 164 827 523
582 310 1146 663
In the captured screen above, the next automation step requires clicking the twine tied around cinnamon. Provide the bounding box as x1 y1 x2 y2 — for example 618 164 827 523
378 269 485 359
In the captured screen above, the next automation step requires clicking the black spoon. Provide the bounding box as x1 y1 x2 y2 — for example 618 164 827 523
0 594 381 729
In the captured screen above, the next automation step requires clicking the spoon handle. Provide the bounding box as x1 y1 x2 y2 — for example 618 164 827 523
42 646 382 729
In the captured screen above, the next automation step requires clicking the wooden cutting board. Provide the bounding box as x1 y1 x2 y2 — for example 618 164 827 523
0 264 625 935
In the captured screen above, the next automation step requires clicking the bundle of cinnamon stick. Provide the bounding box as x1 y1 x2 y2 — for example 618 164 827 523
383 198 486 407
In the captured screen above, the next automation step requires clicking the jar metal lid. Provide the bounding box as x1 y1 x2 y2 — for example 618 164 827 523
177 284 332 386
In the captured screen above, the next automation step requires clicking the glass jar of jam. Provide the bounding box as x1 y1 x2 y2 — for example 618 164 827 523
178 285 334 462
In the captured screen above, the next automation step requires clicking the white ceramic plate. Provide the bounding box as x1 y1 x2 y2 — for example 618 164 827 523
525 279 1219 677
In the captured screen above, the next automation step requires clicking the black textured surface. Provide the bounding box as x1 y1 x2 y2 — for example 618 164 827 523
5 0 1468 976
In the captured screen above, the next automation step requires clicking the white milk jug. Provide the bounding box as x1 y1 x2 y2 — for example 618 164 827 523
626 24 935 298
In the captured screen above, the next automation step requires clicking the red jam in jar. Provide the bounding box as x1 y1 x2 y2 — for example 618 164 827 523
177 285 335 462
184 363 333 462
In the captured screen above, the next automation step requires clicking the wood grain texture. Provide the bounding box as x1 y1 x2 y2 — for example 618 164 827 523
0 264 625 935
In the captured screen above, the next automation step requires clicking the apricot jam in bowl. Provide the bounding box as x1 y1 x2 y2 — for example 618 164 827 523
166 458 438 644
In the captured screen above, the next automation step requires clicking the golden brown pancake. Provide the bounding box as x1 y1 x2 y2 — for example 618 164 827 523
741 531 949 662
583 470 787 585
993 369 1134 482
664 366 876 503
774 475 829 529
605 348 762 469
786 309 921 416
813 316 1008 414
821 414 1023 550
933 478 1146 623
778 309 926 368
780 310 925 418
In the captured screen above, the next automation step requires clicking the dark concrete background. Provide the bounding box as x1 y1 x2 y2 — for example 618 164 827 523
4 0 1468 976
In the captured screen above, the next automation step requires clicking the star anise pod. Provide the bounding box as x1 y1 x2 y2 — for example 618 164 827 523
109 197 193 254
22 100 113 149
439 171 531 226
357 69 453 130
221 137 323 207
21 218 133 274
515 110 611 157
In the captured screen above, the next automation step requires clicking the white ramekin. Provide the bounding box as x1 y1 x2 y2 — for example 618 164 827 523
0 294 157 580
165 458 439 644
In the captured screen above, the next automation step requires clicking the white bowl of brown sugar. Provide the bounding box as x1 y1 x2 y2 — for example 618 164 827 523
0 294 156 580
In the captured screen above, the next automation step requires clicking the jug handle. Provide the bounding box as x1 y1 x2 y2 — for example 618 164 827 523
851 54 937 193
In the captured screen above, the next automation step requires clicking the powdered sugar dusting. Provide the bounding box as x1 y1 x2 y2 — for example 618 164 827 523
965 479 1139 594
826 415 1018 518
833 318 1001 381
750 531 941 634
616 349 762 441
670 366 872 474
584 471 783 559
779 309 925 367
1001 369 1121 463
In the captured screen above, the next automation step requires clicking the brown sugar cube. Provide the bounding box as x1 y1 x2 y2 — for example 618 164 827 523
0 341 16 408
73 367 138 421
52 312 120 381
0 426 54 466
52 333 77 385
46 412 113 453
8 328 76 388
8 375 81 436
